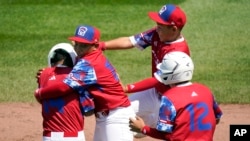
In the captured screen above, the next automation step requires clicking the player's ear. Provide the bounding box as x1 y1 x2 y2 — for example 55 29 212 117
71 41 76 46
172 25 178 32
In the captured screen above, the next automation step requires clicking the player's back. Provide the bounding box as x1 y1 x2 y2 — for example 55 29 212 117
164 83 217 141
39 67 84 133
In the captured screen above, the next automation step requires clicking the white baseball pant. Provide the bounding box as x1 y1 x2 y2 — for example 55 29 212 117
93 106 136 141
43 130 85 141
129 88 161 128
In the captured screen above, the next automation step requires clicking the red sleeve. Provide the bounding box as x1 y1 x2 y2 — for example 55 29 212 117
38 67 52 88
40 81 75 99
141 126 170 140
98 41 106 51
126 77 160 93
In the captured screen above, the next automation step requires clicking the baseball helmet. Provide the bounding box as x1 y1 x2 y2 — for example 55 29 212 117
154 51 194 85
47 43 77 67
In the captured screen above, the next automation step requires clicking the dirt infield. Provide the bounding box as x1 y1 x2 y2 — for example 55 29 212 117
0 103 249 141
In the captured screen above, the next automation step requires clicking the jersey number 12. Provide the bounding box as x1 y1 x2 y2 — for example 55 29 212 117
186 102 212 131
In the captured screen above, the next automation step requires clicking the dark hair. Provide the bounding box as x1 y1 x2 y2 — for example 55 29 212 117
50 49 73 67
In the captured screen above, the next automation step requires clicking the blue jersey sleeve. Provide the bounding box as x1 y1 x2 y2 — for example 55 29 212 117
131 28 156 50
64 59 97 94
63 59 96 114
156 96 176 133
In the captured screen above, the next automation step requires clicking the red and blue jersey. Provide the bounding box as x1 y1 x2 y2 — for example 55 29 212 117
39 67 84 133
64 47 131 112
142 83 223 141
131 27 190 94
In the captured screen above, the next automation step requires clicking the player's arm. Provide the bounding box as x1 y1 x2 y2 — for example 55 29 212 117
35 81 74 100
124 77 160 93
103 28 156 51
36 68 45 88
141 126 170 140
136 95 176 140
212 95 223 124
129 116 170 140
103 37 134 50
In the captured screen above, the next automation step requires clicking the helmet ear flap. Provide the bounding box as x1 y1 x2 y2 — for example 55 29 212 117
154 70 173 85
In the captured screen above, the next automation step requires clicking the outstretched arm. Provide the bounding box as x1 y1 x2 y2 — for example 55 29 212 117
104 37 134 50
124 77 160 93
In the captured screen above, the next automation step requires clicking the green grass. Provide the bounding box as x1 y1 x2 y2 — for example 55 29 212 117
182 0 250 103
0 0 249 103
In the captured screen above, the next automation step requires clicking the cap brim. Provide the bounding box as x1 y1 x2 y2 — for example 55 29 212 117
148 12 172 25
68 36 93 44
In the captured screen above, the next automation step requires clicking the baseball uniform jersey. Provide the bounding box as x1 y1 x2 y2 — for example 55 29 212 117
141 83 223 141
64 47 131 112
39 67 84 135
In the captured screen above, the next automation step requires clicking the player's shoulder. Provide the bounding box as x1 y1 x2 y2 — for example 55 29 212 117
41 67 55 74
138 27 157 39
192 82 210 89
54 67 72 74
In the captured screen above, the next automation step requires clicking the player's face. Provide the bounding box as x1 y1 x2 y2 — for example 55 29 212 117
73 42 92 58
156 23 176 42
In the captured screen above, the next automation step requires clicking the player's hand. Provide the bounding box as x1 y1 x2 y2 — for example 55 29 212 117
216 118 220 124
129 116 145 132
36 68 45 84
34 89 42 104
121 83 128 93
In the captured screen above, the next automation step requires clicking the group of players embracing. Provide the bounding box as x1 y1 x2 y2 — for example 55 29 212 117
35 3 222 141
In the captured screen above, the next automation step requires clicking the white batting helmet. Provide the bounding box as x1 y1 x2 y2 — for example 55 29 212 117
154 51 194 85
47 43 77 67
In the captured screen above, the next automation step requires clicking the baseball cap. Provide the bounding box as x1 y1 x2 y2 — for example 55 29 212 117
148 4 186 28
68 25 100 44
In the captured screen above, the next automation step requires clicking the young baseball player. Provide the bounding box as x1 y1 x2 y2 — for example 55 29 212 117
129 51 223 141
100 3 190 138
36 43 87 141
35 25 136 141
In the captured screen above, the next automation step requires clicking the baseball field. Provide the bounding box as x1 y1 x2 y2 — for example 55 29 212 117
0 0 249 140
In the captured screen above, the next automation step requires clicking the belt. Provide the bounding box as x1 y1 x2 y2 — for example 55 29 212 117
95 110 109 118
43 131 79 137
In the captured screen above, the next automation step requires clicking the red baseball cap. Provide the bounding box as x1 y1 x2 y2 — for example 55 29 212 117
68 25 100 44
148 4 186 28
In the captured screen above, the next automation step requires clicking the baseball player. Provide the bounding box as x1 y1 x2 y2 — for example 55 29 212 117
36 43 88 141
100 3 190 138
129 51 223 140
35 25 136 141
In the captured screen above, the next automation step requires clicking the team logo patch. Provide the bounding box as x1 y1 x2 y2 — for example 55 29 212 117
159 5 167 15
78 26 88 37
